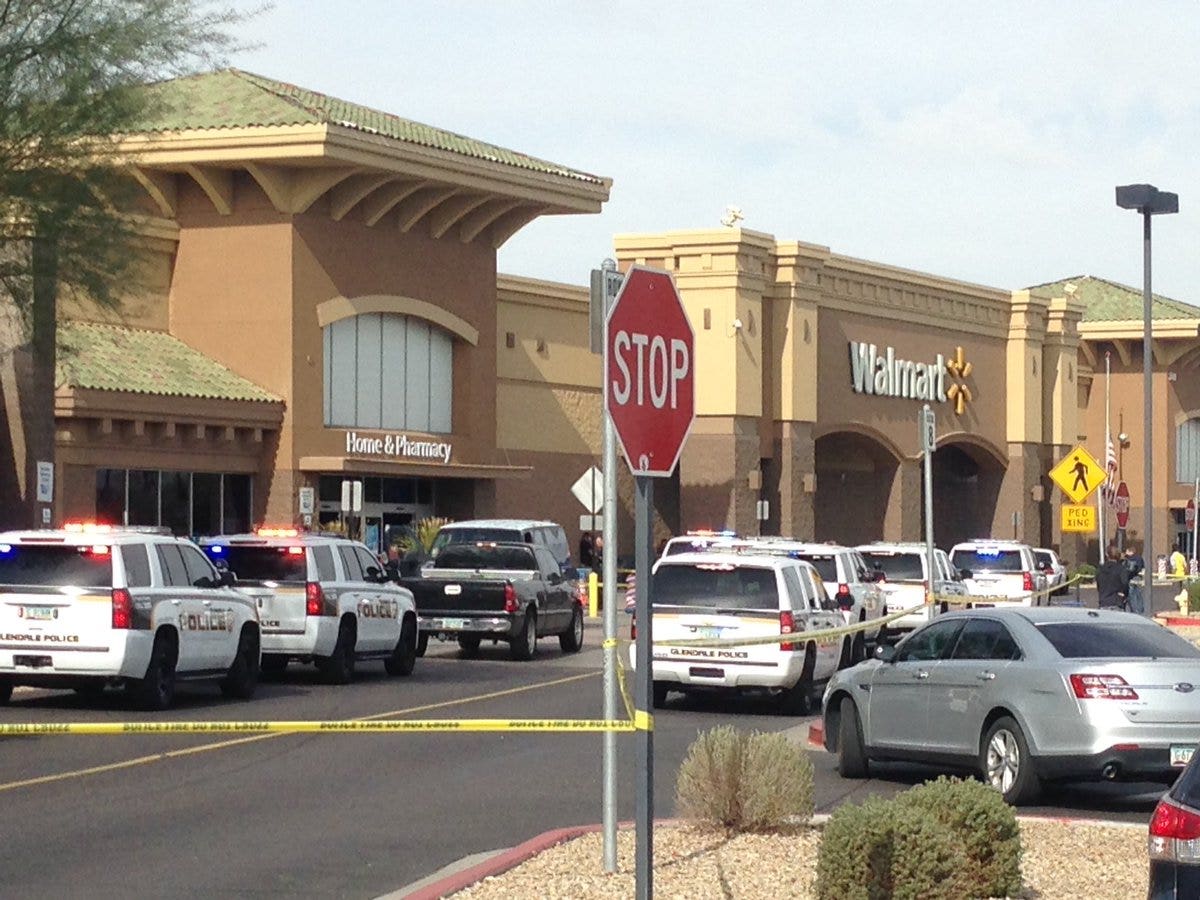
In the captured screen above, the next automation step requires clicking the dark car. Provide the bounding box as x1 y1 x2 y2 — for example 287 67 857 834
1149 749 1200 898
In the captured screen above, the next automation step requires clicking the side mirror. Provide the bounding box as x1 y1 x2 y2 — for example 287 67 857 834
874 643 897 663
547 571 562 585
219 569 236 588
365 565 382 582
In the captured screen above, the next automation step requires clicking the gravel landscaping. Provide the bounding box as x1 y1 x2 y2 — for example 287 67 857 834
451 817 1148 899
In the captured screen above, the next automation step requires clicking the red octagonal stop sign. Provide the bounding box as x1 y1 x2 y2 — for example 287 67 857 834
1114 480 1130 529
605 266 695 478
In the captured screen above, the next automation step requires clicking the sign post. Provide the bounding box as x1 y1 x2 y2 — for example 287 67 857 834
920 406 936 621
606 265 695 899
1190 485 1198 563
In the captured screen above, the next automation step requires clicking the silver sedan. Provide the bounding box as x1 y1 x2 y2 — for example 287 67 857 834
822 607 1200 804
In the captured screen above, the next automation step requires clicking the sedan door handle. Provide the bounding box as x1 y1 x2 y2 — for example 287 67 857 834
171 599 181 605
914 670 929 680
976 671 996 681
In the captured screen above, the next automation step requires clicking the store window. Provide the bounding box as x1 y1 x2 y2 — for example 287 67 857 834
1178 418 1200 484
323 313 453 433
95 468 251 537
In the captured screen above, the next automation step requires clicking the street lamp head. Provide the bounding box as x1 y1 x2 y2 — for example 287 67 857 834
1116 183 1179 215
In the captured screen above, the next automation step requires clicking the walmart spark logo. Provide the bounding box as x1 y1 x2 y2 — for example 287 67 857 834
945 346 973 415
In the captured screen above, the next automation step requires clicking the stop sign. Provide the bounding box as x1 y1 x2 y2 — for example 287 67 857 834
605 266 695 477
1114 481 1130 529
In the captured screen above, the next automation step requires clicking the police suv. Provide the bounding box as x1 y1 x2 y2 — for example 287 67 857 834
631 551 842 714
0 524 261 709
200 529 418 683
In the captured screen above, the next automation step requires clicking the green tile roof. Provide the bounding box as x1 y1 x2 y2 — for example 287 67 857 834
1030 275 1200 323
57 321 279 402
131 69 604 185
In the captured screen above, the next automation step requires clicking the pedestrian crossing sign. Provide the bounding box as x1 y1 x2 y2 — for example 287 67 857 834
1049 445 1105 504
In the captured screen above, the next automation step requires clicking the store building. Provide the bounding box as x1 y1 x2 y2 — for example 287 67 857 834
3 69 1199 565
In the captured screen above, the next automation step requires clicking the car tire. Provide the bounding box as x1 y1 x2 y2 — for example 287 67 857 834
416 632 429 657
510 610 537 661
981 716 1041 805
220 625 260 700
131 632 177 711
0 678 12 706
559 605 584 653
385 617 418 677
317 619 356 685
652 681 669 709
458 634 482 657
836 696 869 778
261 655 288 677
778 646 816 716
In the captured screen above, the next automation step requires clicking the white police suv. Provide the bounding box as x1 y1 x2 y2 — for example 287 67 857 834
200 529 418 683
0 524 261 709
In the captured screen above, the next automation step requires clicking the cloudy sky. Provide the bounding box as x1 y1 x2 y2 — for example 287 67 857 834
226 2 1200 301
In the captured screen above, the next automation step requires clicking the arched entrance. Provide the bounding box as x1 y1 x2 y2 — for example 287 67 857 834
928 441 1006 549
814 430 901 544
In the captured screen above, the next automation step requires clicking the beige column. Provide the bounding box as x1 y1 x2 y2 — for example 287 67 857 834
886 459 923 541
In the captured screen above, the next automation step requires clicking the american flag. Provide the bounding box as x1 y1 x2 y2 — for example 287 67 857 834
1102 432 1118 505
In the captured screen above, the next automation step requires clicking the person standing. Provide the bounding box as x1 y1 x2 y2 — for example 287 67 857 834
1123 546 1146 614
578 532 594 573
1096 546 1131 610
1171 543 1188 580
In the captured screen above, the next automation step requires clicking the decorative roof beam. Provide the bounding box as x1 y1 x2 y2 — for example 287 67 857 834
396 187 458 233
289 166 357 214
1155 339 1193 367
245 162 294 212
428 194 491 239
489 205 546 248
1176 346 1200 370
1077 340 1098 369
458 198 521 244
1111 338 1132 367
130 167 177 218
329 172 395 220
360 180 424 227
183 164 234 215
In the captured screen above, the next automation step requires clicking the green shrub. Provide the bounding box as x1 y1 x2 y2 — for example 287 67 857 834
674 726 814 832
896 776 1022 899
815 797 968 900
1069 563 1096 584
1184 579 1200 612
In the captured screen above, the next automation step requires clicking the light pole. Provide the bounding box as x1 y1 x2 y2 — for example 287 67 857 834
1115 183 1179 592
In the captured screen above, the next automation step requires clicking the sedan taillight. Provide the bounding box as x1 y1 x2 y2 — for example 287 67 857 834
1069 673 1139 700
1150 797 1200 862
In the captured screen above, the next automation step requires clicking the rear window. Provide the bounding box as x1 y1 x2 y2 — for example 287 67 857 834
0 544 112 589
790 554 837 583
652 563 780 611
860 551 924 581
1037 622 1200 659
435 544 537 571
205 545 307 584
951 548 1024 573
1034 551 1053 567
432 528 522 556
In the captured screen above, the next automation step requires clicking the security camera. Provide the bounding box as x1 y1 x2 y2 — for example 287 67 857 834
731 318 743 330
1118 432 1129 443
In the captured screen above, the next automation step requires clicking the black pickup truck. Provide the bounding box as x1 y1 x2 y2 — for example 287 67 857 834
402 541 584 660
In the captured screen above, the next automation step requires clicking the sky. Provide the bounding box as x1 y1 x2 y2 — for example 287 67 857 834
224 1 1200 301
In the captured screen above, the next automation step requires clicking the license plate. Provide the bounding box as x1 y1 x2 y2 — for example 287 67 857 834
14 654 52 668
1171 745 1196 767
439 618 468 630
19 605 57 621
696 627 723 639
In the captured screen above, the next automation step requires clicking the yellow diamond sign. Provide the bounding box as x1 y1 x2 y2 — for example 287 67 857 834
1049 445 1105 504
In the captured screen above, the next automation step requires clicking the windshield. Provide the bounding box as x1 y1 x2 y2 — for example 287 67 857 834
860 551 924 581
204 545 306 584
0 544 112 590
652 563 780 611
951 548 1024 574
434 544 536 571
1038 622 1200 659
786 554 837 583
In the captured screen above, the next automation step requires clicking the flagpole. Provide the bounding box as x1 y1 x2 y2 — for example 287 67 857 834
1102 351 1111 555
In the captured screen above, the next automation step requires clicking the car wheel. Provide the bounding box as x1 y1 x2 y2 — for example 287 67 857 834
981 716 1041 805
385 617 418 677
457 635 482 657
510 610 538 661
836 696 869 778
317 619 356 685
778 646 816 716
416 632 429 657
261 655 288 677
652 681 669 709
220 625 260 700
131 632 177 711
559 605 584 653
0 678 13 706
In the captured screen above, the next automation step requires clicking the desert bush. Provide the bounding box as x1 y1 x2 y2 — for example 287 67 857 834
896 776 1022 899
674 726 814 831
814 797 895 900
1069 562 1096 584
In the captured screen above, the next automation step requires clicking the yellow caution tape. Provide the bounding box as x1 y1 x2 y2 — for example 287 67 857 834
0 718 637 737
633 709 653 731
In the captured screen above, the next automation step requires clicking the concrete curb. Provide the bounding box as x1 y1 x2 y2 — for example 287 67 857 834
808 719 825 749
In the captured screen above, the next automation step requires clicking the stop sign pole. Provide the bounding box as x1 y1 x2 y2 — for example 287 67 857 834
605 265 695 900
